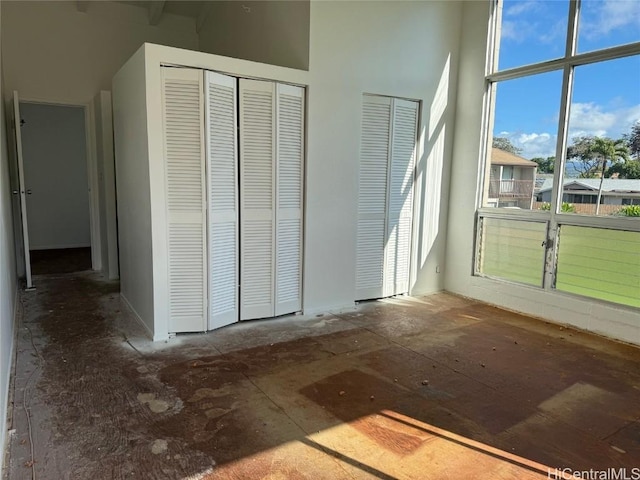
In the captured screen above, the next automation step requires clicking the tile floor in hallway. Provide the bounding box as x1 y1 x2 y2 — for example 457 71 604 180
3 272 640 479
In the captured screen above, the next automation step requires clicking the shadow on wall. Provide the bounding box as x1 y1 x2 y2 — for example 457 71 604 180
376 53 453 296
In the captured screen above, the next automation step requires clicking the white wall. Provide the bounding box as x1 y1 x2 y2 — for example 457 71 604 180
304 0 462 310
93 91 119 280
1 0 199 277
198 1 310 70
117 0 462 339
0 2 19 470
20 102 90 250
112 48 154 337
445 1 640 346
1 0 198 105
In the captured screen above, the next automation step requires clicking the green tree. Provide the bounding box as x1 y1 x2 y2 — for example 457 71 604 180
567 135 600 177
606 159 640 179
492 137 522 155
531 156 555 173
622 121 640 160
589 138 630 215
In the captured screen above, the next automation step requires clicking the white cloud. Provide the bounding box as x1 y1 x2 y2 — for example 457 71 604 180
498 131 558 159
581 0 640 39
568 102 640 140
505 0 539 17
538 19 566 44
495 102 640 159
500 1 564 45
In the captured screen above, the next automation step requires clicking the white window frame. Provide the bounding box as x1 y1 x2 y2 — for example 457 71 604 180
476 0 640 299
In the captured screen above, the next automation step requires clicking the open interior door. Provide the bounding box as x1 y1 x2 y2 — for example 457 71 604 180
12 91 33 289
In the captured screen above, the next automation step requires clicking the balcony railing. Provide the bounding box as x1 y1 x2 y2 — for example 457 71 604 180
489 179 534 199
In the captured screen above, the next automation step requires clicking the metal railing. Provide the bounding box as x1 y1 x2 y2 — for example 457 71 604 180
488 179 534 198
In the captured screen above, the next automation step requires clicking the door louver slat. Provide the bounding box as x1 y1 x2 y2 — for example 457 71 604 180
384 100 418 297
356 95 418 301
240 79 276 320
275 85 304 316
356 97 391 300
162 68 206 333
206 71 239 329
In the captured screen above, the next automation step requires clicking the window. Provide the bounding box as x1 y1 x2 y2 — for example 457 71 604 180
476 0 640 310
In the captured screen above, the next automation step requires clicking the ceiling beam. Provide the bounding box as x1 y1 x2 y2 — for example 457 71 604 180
148 1 166 26
196 2 214 34
76 1 89 13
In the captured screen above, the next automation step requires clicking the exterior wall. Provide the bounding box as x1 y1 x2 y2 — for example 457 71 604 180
445 1 640 346
516 166 535 182
0 2 19 470
112 48 154 338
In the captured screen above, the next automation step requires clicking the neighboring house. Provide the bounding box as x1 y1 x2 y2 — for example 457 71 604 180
487 148 538 208
537 179 640 205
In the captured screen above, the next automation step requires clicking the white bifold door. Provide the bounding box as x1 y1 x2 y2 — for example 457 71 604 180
239 79 304 321
162 68 304 333
162 67 208 333
355 95 419 301
205 71 239 330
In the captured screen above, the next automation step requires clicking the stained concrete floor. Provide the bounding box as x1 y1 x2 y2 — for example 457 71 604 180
4 272 640 479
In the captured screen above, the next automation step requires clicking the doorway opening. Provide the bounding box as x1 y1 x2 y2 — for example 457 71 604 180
17 101 93 276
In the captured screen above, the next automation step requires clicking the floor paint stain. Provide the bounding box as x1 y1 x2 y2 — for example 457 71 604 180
137 392 170 413
151 439 168 454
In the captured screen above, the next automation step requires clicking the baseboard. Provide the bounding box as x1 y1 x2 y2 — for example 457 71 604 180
304 301 357 316
1 283 20 475
119 293 154 341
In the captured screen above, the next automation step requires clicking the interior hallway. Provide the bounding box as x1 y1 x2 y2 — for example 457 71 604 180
4 272 640 479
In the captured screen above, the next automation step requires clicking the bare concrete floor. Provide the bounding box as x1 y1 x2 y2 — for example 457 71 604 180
4 272 640 479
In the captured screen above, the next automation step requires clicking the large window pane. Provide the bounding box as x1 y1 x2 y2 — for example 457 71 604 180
497 0 569 71
487 71 562 210
556 226 640 308
477 218 547 286
562 56 640 216
577 0 640 53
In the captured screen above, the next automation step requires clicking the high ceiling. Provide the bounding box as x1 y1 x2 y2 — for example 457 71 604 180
101 1 226 29
119 1 206 19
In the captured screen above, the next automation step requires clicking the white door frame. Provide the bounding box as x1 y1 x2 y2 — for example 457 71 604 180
12 92 33 289
12 95 102 273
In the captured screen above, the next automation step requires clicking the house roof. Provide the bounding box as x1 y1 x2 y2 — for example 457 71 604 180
491 148 538 167
538 178 640 193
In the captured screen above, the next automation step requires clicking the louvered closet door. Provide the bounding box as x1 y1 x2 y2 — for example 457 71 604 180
275 84 304 316
356 96 392 301
205 71 239 330
239 79 276 320
384 99 418 297
162 67 207 333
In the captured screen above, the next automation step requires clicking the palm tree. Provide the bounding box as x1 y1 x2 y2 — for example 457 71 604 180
590 138 629 215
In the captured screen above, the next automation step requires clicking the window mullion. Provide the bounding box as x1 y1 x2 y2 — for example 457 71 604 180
566 0 579 57
544 0 579 291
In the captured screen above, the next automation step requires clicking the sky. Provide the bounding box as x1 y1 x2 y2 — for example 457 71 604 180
494 0 640 160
